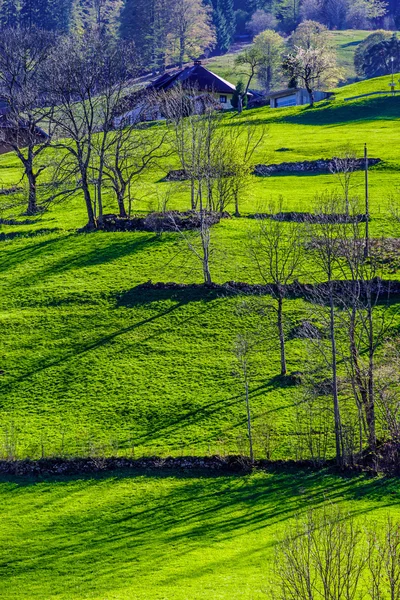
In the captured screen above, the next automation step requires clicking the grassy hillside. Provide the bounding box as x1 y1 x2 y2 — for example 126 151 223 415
0 81 400 460
206 30 375 87
1 68 400 600
1 468 400 599
1 79 400 459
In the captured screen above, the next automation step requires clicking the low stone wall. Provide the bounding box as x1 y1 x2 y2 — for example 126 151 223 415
252 212 367 223
254 158 381 176
164 158 381 181
96 211 229 232
136 278 400 301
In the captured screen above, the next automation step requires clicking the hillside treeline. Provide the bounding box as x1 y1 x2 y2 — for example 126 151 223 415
0 0 398 72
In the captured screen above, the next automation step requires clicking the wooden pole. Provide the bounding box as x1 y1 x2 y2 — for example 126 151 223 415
364 143 369 259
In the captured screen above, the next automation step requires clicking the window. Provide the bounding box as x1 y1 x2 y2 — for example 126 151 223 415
219 95 227 104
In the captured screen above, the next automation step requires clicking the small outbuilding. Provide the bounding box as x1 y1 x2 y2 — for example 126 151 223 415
268 88 331 108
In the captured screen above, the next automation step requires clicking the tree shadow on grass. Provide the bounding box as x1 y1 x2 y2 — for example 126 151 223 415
116 284 222 309
226 97 400 130
1 467 399 599
0 230 173 284
0 227 63 242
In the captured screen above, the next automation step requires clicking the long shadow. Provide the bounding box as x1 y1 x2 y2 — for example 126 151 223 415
0 227 62 242
1 230 167 283
1 467 399 596
223 97 400 130
284 97 400 127
0 298 191 391
116 284 223 309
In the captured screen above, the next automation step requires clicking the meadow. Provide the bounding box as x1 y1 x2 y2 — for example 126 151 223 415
1 59 400 599
1 468 400 600
1 74 400 460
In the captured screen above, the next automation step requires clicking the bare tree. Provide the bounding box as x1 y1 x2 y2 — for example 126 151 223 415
272 506 367 600
229 126 265 217
47 31 137 228
249 206 304 376
329 145 358 215
307 194 344 466
367 516 400 600
169 210 213 284
272 509 400 600
102 120 171 218
0 28 56 215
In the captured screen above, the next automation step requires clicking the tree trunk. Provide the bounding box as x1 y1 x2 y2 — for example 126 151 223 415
200 211 212 284
306 84 314 107
179 36 185 69
349 305 368 439
80 167 96 229
330 288 343 467
238 94 243 114
277 295 287 376
26 169 38 215
24 147 38 215
234 192 240 217
117 189 127 217
366 289 376 452
245 380 254 462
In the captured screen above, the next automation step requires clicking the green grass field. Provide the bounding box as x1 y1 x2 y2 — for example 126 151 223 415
1 468 400 600
1 75 400 460
1 74 400 598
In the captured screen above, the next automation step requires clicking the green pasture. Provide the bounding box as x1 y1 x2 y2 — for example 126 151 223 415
1 77 400 459
1 469 400 599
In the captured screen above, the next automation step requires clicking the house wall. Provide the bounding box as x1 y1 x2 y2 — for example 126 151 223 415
211 92 234 109
270 90 329 108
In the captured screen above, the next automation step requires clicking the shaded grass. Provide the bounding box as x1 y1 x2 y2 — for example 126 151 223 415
1 468 400 599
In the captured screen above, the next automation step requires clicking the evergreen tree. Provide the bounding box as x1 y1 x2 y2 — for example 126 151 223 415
220 0 235 45
0 0 19 27
362 33 400 78
212 0 230 52
20 0 45 29
45 0 74 32
231 80 247 111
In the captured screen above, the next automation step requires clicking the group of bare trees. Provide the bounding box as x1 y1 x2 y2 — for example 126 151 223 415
237 188 400 467
166 88 264 216
272 506 400 600
0 27 173 227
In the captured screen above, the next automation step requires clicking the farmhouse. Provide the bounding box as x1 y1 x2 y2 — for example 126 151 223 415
148 60 248 110
114 61 251 125
268 87 331 108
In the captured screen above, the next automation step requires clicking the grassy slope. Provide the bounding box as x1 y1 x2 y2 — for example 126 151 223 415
1 469 400 600
1 78 400 459
206 30 374 85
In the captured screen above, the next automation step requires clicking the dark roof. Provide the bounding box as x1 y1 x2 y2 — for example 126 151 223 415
149 62 245 96
267 88 331 99
267 88 302 99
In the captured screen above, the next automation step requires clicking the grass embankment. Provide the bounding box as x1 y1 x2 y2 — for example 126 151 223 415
1 468 400 599
0 78 400 459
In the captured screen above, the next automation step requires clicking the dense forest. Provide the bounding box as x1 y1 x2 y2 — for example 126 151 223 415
1 0 398 72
